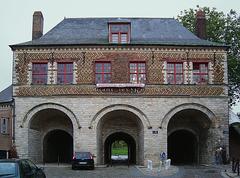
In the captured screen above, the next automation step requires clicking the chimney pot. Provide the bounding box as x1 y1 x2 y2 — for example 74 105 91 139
32 11 44 40
196 10 206 39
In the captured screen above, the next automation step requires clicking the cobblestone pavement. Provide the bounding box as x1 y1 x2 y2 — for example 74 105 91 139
42 165 225 178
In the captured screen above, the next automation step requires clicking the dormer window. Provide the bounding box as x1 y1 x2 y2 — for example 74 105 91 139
109 23 130 44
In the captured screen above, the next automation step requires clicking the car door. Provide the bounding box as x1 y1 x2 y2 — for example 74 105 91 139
20 160 33 178
26 160 45 178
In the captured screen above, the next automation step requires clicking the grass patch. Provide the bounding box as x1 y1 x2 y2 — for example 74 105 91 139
112 147 128 155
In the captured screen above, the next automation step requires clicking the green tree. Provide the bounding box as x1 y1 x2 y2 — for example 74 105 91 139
178 7 240 106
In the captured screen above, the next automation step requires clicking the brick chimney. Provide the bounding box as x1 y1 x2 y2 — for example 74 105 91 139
32 11 44 40
196 10 206 39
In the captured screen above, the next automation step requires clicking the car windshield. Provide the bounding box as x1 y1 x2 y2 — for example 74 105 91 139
75 152 91 159
0 163 17 177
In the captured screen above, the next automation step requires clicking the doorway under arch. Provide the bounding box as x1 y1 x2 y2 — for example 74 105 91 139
167 108 212 164
168 130 198 164
96 109 144 165
43 130 73 163
104 132 136 165
28 108 74 163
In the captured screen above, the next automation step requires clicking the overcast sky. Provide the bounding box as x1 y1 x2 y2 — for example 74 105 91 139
0 0 239 113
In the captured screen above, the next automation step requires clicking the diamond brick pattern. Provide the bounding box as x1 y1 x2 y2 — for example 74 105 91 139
14 49 226 97
16 85 224 97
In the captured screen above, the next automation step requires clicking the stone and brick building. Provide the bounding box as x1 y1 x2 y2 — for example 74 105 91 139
10 11 229 165
0 85 13 159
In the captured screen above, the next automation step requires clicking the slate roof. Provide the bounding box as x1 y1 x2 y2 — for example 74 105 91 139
11 18 226 48
0 85 13 103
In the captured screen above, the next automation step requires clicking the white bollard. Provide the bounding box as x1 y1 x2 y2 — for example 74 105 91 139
165 159 171 170
147 160 153 170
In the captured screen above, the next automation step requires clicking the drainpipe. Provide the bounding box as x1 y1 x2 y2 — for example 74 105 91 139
11 98 15 144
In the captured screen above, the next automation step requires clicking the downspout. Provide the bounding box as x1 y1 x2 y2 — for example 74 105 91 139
11 98 15 144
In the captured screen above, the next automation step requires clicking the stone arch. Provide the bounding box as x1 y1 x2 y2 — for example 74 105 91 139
95 106 145 165
160 103 216 129
21 102 81 129
168 127 198 140
89 104 151 128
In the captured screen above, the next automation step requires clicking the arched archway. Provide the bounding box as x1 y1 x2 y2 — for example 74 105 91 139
168 130 198 164
167 108 212 164
28 108 74 163
104 132 136 164
96 109 144 165
43 130 73 163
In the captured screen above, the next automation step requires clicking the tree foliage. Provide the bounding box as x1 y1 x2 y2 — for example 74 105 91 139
178 6 240 106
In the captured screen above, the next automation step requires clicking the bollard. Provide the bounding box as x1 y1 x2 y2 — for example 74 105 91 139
147 160 153 170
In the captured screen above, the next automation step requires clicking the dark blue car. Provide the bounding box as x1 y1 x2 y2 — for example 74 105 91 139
72 152 95 170
0 159 46 178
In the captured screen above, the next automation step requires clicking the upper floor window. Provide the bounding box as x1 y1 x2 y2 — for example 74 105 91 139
130 62 146 84
109 23 130 44
167 62 183 84
193 63 208 84
95 62 111 83
57 62 73 84
32 63 48 84
0 118 9 134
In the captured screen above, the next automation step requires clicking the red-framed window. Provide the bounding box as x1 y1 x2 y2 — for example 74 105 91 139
109 23 130 44
32 63 48 84
193 63 208 84
167 62 183 84
130 62 146 84
57 62 73 84
95 62 111 83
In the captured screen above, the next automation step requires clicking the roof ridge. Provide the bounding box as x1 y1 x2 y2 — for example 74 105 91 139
64 17 175 20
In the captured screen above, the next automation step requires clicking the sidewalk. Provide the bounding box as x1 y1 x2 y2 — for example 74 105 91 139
136 165 179 177
202 164 240 178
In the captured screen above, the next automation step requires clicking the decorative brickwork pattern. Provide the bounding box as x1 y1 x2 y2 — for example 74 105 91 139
213 54 224 84
15 53 30 85
16 85 224 96
14 49 226 94
147 52 164 84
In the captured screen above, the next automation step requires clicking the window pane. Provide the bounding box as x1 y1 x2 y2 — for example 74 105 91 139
130 63 137 73
138 74 146 83
138 63 146 73
111 34 119 43
104 63 111 73
66 74 73 84
167 74 174 84
167 63 174 73
130 74 137 83
121 34 127 43
104 74 111 83
66 63 73 73
95 74 102 83
95 63 102 73
176 74 183 84
175 64 183 73
200 64 208 73
193 75 200 84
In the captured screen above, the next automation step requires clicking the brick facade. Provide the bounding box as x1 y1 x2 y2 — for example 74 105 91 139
11 46 229 165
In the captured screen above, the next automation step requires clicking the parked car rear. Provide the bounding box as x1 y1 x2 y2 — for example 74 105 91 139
0 159 45 178
72 152 94 170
